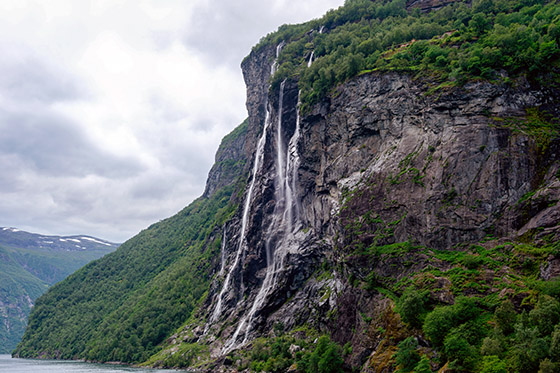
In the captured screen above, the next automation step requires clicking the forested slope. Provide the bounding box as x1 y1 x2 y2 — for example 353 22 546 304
0 229 116 353
14 121 248 362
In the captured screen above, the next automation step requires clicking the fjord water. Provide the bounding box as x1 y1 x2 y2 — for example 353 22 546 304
0 355 179 372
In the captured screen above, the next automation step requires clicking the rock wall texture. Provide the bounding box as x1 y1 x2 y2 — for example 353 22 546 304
167 40 560 369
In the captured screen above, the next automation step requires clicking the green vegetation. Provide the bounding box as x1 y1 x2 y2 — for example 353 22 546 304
0 241 114 353
14 121 248 363
14 1 560 371
212 330 344 373
0 246 48 353
253 0 560 109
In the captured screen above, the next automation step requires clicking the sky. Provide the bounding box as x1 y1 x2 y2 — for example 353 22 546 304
0 0 344 243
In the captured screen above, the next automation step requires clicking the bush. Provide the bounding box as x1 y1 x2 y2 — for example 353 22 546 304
539 359 558 373
480 355 507 373
494 299 517 335
394 337 420 372
507 324 549 373
423 306 455 346
397 288 428 328
480 335 504 357
443 333 478 371
413 355 432 373
529 295 560 336
297 335 344 373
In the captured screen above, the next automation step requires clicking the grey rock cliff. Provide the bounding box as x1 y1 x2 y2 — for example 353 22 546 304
168 43 560 369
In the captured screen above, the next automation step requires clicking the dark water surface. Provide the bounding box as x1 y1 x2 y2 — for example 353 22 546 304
0 354 181 373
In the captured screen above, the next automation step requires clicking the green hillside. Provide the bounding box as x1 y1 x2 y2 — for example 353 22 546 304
14 120 248 362
0 237 116 353
0 246 48 353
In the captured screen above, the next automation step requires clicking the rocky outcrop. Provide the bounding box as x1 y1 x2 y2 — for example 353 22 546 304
165 35 560 369
203 120 248 198
302 73 556 250
405 0 463 12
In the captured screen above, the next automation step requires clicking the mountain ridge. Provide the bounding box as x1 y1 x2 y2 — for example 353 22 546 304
0 227 117 353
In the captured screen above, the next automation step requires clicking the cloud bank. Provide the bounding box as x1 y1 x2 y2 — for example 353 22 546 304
0 0 343 242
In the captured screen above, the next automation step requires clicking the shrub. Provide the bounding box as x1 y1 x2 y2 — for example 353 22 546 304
397 288 428 328
529 295 560 336
297 335 344 373
480 355 507 373
394 336 420 372
494 299 517 335
443 333 478 371
413 355 432 373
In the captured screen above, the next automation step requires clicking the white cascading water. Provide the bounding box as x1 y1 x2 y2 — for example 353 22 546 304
209 106 272 324
283 90 302 232
209 42 285 326
223 82 303 353
218 224 227 276
307 51 314 68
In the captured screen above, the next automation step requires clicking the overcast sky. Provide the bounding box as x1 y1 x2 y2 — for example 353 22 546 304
0 0 344 243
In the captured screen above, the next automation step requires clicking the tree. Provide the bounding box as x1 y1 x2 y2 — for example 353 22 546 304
394 337 420 372
444 333 477 371
529 295 560 336
423 306 455 346
495 299 517 335
413 355 432 373
398 288 428 328
318 344 344 373
480 355 507 373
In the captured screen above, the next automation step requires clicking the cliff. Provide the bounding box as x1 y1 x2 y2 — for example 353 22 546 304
149 44 560 371
15 1 560 372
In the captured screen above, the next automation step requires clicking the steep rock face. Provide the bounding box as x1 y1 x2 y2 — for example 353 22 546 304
203 119 248 198
301 73 552 250
405 0 463 12
168 45 560 368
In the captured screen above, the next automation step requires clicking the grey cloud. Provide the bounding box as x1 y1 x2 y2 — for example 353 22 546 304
183 0 343 66
0 46 84 103
0 106 145 178
183 1 296 66
130 174 177 200
148 94 189 123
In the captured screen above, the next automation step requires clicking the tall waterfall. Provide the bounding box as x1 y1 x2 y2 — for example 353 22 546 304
209 107 271 324
223 84 303 354
209 42 285 326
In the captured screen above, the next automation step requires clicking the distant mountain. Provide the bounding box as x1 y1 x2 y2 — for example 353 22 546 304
0 227 118 353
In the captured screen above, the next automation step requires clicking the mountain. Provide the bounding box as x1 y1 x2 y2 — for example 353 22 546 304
14 0 560 371
0 227 118 353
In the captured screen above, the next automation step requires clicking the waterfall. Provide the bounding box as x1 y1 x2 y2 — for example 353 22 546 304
208 42 284 326
307 51 314 68
276 79 287 200
218 224 227 276
271 41 285 75
209 105 272 324
283 90 302 231
223 85 303 354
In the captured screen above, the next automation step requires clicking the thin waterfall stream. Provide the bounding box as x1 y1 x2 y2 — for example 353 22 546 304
223 83 303 353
